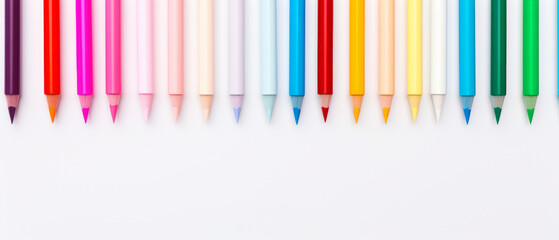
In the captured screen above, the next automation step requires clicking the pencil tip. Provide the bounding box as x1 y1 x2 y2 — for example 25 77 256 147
291 96 304 125
233 107 241 123
463 108 471 124
49 107 56 123
351 96 363 123
293 107 301 125
110 105 118 123
321 107 329 122
262 95 276 123
382 108 390 124
320 94 332 122
523 96 537 124
527 108 535 124
140 94 153 121
82 108 90 123
408 95 421 123
353 108 360 123
200 95 214 122
460 96 474 124
490 95 505 124
46 95 60 123
494 107 502 124
170 94 183 122
8 107 15 124
172 106 180 123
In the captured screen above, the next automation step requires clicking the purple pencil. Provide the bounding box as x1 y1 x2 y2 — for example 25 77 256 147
5 0 21 124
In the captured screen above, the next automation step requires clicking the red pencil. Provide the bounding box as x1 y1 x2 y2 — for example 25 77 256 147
318 0 333 122
44 0 60 122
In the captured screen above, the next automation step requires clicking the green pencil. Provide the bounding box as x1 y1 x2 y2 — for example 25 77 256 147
523 0 539 124
491 0 506 124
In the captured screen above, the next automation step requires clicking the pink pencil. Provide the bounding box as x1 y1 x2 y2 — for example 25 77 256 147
106 0 121 123
76 0 93 123
168 0 184 122
137 0 153 121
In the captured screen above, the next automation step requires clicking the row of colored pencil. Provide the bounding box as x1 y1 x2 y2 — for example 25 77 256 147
3 0 542 124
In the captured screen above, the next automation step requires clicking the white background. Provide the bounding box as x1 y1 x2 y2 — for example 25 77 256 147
1 0 559 239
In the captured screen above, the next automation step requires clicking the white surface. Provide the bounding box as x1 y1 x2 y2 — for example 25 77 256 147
1 0 559 239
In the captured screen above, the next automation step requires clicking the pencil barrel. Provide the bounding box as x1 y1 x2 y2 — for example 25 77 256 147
44 0 61 95
199 0 214 95
137 0 153 94
491 0 506 96
289 0 305 96
229 0 244 95
430 0 446 95
5 0 21 95
317 0 333 95
261 0 277 96
106 0 121 95
379 0 394 96
349 0 365 96
523 0 539 96
76 0 93 95
407 0 422 96
459 0 475 96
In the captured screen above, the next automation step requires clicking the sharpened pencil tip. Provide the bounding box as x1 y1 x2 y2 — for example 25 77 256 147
408 95 421 123
110 105 118 123
291 96 304 125
353 108 360 123
382 108 390 124
463 108 471 124
8 107 15 124
262 95 276 123
293 107 301 125
494 107 502 124
523 96 537 124
82 108 90 123
49 107 56 123
527 108 535 124
321 107 329 122
233 107 241 123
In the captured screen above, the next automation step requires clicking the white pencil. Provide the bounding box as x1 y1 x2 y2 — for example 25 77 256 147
430 0 447 122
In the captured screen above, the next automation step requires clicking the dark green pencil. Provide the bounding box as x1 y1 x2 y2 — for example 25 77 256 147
490 0 506 124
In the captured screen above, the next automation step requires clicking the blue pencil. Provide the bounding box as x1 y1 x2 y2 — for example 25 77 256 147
459 0 475 124
290 0 305 124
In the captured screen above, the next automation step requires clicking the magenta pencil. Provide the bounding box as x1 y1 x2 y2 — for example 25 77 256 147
76 0 93 123
106 0 121 123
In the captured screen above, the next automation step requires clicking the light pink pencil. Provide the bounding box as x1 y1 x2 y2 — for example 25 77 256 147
138 0 153 121
199 0 214 122
168 0 184 122
106 0 121 123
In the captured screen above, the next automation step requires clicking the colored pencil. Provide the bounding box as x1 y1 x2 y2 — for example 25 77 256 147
350 0 364 123
379 0 394 123
523 0 538 124
5 0 20 124
168 0 183 122
76 0 94 123
290 0 305 124
106 0 121 123
491 0 506 124
318 0 333 122
459 0 475 124
137 0 153 121
431 0 446 122
44 0 60 123
407 0 422 123
261 0 277 122
199 0 214 122
229 0 244 123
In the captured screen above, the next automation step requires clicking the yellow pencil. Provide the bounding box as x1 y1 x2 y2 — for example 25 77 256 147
349 0 365 123
407 0 422 123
